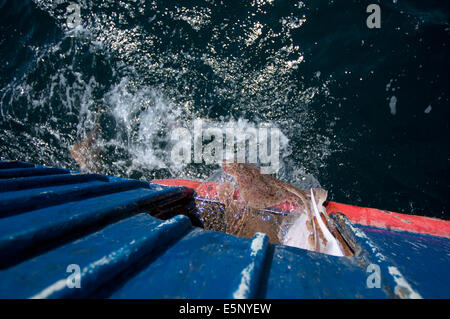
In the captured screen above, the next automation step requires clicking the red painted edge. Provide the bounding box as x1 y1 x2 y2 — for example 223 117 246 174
151 179 450 239
152 179 202 190
325 201 450 238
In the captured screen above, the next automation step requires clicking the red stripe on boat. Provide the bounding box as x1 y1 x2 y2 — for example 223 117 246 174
325 201 450 238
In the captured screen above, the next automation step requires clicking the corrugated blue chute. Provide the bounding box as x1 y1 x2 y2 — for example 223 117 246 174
0 159 448 299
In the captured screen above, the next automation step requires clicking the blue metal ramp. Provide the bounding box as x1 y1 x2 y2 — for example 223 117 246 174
0 160 448 299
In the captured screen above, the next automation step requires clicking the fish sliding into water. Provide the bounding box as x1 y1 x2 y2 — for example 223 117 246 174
70 127 103 172
218 161 346 256
70 108 113 172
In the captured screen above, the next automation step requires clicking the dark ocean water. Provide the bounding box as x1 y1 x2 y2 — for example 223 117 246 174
0 0 449 219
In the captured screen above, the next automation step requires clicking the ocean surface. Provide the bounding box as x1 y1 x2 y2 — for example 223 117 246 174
0 0 448 219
